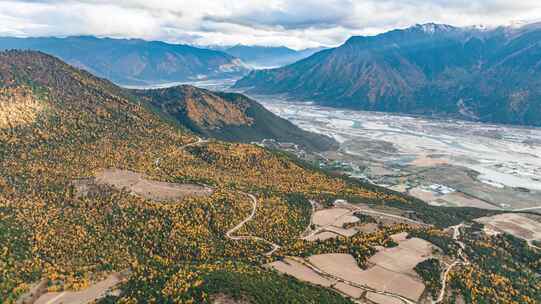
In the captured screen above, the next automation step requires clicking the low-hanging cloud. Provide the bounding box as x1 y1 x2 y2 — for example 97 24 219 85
1 0 541 49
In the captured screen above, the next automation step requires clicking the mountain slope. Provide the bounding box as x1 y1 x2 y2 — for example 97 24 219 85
0 36 250 85
131 85 337 151
224 45 325 68
0 50 376 303
1 51 536 304
235 23 541 126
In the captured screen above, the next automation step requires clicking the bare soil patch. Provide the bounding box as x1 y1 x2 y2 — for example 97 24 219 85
308 253 425 301
307 234 433 302
408 187 439 202
312 208 352 226
87 169 212 202
307 203 426 242
267 258 333 287
369 237 433 275
366 292 405 304
334 282 364 299
34 273 122 304
325 226 358 237
305 231 341 241
17 279 48 304
440 192 500 210
334 215 360 227
475 213 541 242
307 253 366 284
410 186 499 210
357 223 379 234
306 206 363 238
335 201 425 227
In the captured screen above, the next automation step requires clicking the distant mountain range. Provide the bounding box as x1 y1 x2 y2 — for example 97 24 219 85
235 22 541 126
221 45 326 68
132 85 336 151
0 36 250 85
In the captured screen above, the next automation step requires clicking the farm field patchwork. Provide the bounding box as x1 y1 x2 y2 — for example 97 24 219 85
475 213 541 244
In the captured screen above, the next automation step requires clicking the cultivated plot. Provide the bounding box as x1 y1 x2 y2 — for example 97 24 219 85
75 169 213 202
475 213 541 244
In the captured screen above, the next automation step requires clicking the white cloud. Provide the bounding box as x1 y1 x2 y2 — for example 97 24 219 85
1 0 541 49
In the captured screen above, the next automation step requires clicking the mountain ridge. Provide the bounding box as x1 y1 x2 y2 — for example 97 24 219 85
235 22 541 126
221 44 326 68
0 49 333 151
0 36 250 85
130 85 337 151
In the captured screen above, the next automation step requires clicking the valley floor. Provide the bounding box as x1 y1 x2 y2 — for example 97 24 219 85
254 96 541 213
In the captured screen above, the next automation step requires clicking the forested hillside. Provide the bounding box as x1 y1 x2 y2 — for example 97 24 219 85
132 85 337 151
1 51 538 304
0 50 402 303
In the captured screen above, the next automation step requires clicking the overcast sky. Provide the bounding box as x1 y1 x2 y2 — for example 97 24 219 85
1 0 541 49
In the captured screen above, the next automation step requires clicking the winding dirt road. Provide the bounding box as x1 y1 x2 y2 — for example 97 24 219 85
155 137 208 167
155 136 281 255
225 192 281 256
351 208 427 226
513 206 541 212
159 139 471 302
432 224 469 304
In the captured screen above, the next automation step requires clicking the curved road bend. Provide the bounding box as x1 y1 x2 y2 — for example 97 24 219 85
433 224 469 304
154 136 281 255
225 192 281 256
